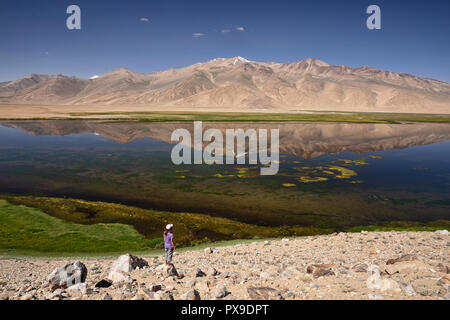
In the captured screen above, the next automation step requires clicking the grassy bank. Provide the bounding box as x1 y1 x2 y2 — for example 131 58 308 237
0 199 159 256
0 195 333 256
1 110 450 123
0 195 448 257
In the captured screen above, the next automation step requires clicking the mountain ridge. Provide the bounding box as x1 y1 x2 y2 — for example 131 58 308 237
1 57 449 114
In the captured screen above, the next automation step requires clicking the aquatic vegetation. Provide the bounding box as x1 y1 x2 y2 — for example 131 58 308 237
175 170 190 173
282 183 296 187
327 166 357 179
369 155 382 159
237 168 249 174
293 161 301 164
176 175 186 179
333 159 368 166
293 166 311 171
348 180 363 184
299 176 329 183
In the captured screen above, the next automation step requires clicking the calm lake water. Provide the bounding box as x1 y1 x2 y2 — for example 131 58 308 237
0 120 449 229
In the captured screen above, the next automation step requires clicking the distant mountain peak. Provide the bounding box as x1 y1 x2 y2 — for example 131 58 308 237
301 57 330 67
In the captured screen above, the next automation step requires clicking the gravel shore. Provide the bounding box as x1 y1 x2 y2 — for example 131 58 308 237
1 230 448 300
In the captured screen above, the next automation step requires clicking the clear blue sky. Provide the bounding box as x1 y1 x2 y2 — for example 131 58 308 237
1 0 449 82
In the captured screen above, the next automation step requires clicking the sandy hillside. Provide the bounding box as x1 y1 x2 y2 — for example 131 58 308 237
0 230 449 300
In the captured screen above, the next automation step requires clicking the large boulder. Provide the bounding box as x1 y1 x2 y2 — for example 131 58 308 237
110 254 148 273
108 254 148 283
47 261 87 290
108 271 132 284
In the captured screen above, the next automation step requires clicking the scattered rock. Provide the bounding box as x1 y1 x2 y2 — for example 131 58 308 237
194 268 206 277
183 289 201 300
435 230 448 235
167 265 179 277
207 267 219 277
204 248 213 254
379 279 402 293
47 261 87 290
386 254 417 265
436 263 449 274
309 283 320 290
385 260 432 275
148 284 162 292
352 263 368 273
131 295 144 300
437 274 450 286
95 279 112 288
247 287 283 300
186 279 196 288
213 284 228 299
306 264 335 278
47 288 64 299
412 278 444 297
366 265 404 293
368 293 384 300
159 290 174 300
399 282 416 296
67 282 89 294
103 293 112 300
139 288 156 300
196 280 211 292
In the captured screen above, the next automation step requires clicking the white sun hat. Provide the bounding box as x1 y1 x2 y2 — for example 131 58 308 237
166 224 174 230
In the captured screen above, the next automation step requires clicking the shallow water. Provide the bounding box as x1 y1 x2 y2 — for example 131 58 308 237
0 120 449 228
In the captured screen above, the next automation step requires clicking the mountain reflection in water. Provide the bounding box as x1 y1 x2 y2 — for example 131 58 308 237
0 120 449 228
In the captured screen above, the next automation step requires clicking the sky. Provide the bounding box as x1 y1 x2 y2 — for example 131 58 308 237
0 0 449 82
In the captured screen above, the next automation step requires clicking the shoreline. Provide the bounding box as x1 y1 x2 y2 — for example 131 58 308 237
0 230 448 300
0 107 450 123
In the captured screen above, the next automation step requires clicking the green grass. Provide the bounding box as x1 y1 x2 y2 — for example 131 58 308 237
0 195 334 256
1 111 450 123
0 199 161 256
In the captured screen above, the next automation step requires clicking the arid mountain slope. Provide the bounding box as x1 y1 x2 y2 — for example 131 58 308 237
1 57 449 113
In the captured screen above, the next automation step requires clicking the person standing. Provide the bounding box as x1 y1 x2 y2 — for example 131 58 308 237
164 224 175 266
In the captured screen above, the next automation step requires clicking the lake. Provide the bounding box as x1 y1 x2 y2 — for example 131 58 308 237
0 120 449 230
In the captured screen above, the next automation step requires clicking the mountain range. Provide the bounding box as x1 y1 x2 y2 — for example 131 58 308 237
1 57 449 114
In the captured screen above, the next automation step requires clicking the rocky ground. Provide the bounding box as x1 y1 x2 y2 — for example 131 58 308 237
0 230 449 300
